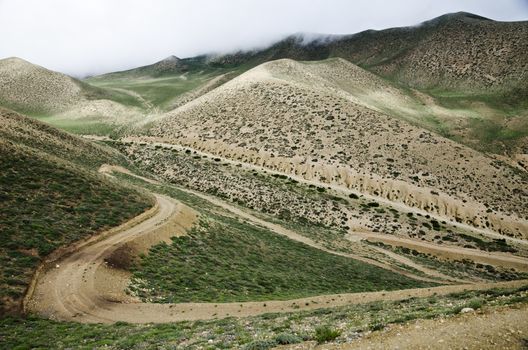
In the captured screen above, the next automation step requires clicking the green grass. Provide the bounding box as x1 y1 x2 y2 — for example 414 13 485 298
0 143 152 314
36 116 122 137
129 212 435 303
90 75 203 108
1 285 526 349
88 68 231 110
78 81 145 109
314 325 341 343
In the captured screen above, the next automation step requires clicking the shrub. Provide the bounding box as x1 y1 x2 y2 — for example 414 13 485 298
314 326 341 343
369 322 385 331
468 298 484 309
274 333 302 345
243 340 277 350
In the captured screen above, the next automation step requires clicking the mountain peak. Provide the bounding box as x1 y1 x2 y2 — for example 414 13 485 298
161 55 181 62
0 56 32 65
420 12 492 27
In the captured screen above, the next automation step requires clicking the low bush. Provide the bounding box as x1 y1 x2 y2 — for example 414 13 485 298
314 325 341 343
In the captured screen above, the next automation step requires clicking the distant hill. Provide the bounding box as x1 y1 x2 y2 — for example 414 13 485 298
0 57 147 134
0 57 85 115
89 55 194 79
207 12 528 94
96 12 526 94
84 12 528 121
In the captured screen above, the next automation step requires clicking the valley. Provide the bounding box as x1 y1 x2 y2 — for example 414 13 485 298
0 10 527 350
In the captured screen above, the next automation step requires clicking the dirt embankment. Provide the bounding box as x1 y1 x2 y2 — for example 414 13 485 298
123 137 528 241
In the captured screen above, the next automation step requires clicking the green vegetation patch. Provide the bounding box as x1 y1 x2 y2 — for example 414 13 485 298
37 116 121 137
0 143 152 314
129 214 434 303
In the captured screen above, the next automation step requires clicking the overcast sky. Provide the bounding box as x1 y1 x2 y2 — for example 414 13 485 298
1 0 527 77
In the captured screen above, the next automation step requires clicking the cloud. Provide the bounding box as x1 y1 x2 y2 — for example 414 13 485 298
0 0 527 77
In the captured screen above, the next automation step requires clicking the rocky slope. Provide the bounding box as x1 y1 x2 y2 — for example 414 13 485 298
147 58 528 239
209 12 528 94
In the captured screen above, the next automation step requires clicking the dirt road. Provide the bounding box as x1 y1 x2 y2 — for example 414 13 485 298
348 231 528 272
25 188 528 324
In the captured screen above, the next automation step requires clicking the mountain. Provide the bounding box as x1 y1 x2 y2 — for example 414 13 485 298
101 12 524 95
207 12 528 94
80 12 528 151
147 58 528 239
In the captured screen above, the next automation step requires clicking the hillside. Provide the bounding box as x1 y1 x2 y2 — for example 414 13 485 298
0 108 153 315
0 8 527 350
0 57 84 115
208 12 528 94
146 58 528 240
86 56 245 111
0 57 145 134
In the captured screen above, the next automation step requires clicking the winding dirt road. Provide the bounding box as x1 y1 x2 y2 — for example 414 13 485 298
25 183 528 324
347 232 528 272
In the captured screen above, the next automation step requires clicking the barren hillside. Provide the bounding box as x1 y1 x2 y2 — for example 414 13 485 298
0 57 84 114
147 59 528 239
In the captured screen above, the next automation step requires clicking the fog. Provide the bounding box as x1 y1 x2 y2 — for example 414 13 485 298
0 0 527 77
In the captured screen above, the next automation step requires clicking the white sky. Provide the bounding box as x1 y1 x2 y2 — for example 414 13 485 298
0 0 527 77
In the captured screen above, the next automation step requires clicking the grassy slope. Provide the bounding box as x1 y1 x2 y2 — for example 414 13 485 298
119 171 434 303
0 110 153 314
86 63 252 112
130 216 433 303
